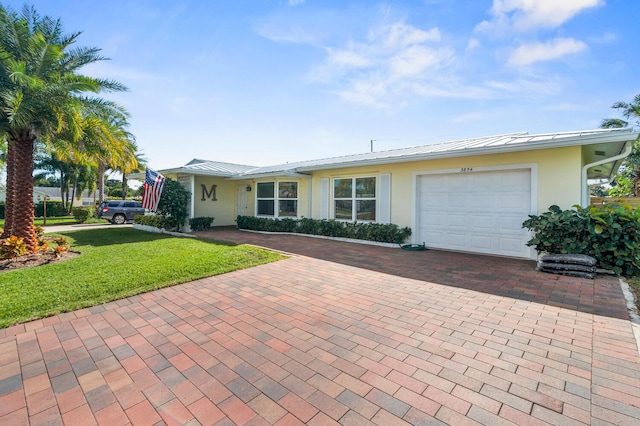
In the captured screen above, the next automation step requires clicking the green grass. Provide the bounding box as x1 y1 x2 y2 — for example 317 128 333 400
0 228 284 328
0 216 109 227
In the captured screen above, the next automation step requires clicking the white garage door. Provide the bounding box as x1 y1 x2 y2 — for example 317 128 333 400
417 169 533 258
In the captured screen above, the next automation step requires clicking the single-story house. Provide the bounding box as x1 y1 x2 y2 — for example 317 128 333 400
0 186 98 206
32 187 98 206
133 128 639 259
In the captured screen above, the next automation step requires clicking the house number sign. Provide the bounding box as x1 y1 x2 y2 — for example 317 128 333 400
460 167 473 172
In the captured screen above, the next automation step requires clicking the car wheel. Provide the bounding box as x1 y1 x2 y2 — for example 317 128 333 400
112 214 126 225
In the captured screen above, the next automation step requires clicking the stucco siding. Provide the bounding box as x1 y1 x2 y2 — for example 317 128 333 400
193 177 250 226
308 146 581 228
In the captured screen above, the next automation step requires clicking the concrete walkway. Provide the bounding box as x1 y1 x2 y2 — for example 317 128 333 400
1 229 640 424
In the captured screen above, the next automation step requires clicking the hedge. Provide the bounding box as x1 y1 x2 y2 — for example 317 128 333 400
236 215 412 244
133 215 166 229
0 202 69 218
523 204 640 277
189 217 214 231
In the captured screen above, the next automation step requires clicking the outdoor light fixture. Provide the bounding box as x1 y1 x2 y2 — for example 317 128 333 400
246 186 252 191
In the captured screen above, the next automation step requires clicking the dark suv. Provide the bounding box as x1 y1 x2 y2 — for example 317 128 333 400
98 200 145 224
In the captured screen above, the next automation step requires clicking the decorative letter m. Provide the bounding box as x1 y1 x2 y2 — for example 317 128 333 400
201 184 217 201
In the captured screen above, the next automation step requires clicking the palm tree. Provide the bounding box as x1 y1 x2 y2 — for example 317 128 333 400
119 144 146 200
0 5 127 251
601 94 640 196
50 108 135 202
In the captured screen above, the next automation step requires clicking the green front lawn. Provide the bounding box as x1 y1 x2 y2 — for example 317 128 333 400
0 228 284 328
0 216 109 227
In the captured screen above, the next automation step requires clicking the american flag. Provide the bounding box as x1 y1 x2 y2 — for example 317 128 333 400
141 168 166 211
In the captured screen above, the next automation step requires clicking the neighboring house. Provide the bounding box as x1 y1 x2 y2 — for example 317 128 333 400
31 187 99 206
131 128 639 259
0 186 99 206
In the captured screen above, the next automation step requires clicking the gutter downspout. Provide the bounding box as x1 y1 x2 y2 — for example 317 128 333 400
581 141 633 207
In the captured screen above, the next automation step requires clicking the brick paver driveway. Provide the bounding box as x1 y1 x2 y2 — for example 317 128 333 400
1 229 639 425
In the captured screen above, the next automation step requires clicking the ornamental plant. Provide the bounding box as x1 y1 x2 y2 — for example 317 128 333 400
0 236 29 259
189 217 215 231
522 204 640 276
236 216 412 244
156 179 190 231
72 207 92 223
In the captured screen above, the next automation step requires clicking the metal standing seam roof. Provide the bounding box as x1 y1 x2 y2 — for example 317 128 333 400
160 159 257 177
139 128 638 180
232 127 639 177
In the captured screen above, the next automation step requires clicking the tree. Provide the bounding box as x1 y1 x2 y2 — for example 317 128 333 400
118 144 145 200
52 109 136 205
0 5 127 251
601 94 640 197
157 179 190 231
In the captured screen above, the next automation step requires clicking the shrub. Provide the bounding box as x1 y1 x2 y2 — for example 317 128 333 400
523 204 640 277
72 207 92 223
156 179 190 231
134 215 166 229
0 236 28 259
236 216 412 244
189 217 215 231
51 237 69 258
34 201 67 217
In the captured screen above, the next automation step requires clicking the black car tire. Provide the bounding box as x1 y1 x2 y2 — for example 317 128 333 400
112 214 126 225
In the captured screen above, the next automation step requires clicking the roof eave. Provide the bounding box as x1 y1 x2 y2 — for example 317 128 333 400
294 131 640 172
227 171 312 180
128 168 237 180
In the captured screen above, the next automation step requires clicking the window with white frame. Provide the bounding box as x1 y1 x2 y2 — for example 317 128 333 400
333 177 376 221
256 181 298 217
278 182 298 217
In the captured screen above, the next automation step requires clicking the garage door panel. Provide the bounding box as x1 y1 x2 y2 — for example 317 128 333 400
447 213 468 228
445 233 467 248
499 215 528 232
471 194 495 209
421 212 445 226
497 193 530 210
418 169 532 258
448 195 469 209
499 237 525 252
470 214 493 231
470 235 493 250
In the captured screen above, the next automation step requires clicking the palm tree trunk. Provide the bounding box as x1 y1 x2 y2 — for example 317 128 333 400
98 163 106 204
1 138 16 238
122 174 127 200
70 176 77 212
10 132 37 252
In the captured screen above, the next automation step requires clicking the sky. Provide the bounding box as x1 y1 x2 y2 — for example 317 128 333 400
4 0 639 170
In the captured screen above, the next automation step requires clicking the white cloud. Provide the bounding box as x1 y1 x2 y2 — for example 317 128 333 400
467 38 480 50
377 23 441 49
305 20 456 108
508 37 587 66
477 0 604 34
288 0 306 6
486 75 563 96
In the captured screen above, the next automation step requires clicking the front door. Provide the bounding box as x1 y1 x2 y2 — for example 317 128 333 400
237 185 249 218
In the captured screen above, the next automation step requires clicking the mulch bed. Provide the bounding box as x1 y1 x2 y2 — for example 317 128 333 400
0 251 79 272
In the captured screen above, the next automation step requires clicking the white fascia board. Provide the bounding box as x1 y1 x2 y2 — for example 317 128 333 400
294 131 640 173
163 168 235 177
226 171 312 180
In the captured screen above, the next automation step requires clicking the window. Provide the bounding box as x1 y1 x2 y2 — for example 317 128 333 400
333 177 376 221
256 181 298 217
278 182 298 217
257 182 275 216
